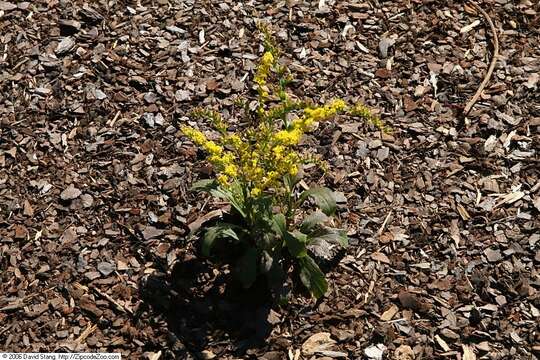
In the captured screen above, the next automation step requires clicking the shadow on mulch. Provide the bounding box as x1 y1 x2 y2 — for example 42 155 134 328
139 257 273 358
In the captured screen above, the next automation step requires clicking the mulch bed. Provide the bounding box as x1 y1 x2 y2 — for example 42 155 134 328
1 0 538 359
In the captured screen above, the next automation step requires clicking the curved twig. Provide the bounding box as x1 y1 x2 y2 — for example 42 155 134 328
463 1 499 115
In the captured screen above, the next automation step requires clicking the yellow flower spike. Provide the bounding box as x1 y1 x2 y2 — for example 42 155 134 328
223 164 238 177
330 99 347 112
181 126 207 146
203 141 223 156
274 128 302 146
302 99 347 124
255 51 275 89
272 145 285 158
262 51 274 64
181 126 226 158
251 188 262 197
217 174 229 185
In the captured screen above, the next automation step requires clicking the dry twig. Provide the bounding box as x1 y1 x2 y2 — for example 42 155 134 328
75 323 97 344
74 281 133 315
463 1 499 115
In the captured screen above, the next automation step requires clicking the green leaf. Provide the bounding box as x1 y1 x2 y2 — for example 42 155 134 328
272 213 287 237
299 255 328 299
209 187 247 219
284 231 308 258
251 196 274 225
235 248 258 288
298 187 337 216
300 210 329 234
202 224 239 257
209 187 233 201
308 228 349 248
190 179 218 192
273 215 308 258
191 180 247 219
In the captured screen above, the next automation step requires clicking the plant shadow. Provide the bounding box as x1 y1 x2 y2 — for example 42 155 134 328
139 256 274 358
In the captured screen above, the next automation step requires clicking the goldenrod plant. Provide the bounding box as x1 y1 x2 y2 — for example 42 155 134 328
181 26 384 299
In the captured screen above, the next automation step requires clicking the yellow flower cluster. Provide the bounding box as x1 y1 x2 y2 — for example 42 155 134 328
182 120 304 196
182 92 383 198
303 99 347 122
181 126 238 185
274 128 302 146
181 126 222 155
254 51 275 87
351 103 386 131
182 33 384 200
244 149 299 198
273 99 348 147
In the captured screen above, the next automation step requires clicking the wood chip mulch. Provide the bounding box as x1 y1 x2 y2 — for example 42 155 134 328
1 1 538 359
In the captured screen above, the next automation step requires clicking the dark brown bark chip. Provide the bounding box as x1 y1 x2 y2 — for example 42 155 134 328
79 296 103 318
25 303 48 318
398 291 418 310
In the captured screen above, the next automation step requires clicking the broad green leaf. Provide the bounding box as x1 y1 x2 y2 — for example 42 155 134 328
272 213 287 237
235 248 258 288
273 214 308 258
308 228 348 248
210 187 247 219
300 210 329 234
252 195 273 213
190 179 218 192
284 231 308 258
251 196 274 229
228 181 248 218
298 187 337 216
191 179 247 219
299 255 328 299
209 187 233 201
202 224 239 257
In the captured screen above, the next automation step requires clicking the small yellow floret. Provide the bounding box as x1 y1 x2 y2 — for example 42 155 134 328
223 164 238 177
204 141 223 156
274 129 302 145
254 51 275 88
262 51 274 64
181 126 207 145
330 99 347 111
288 164 298 176
272 145 285 157
217 174 229 185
